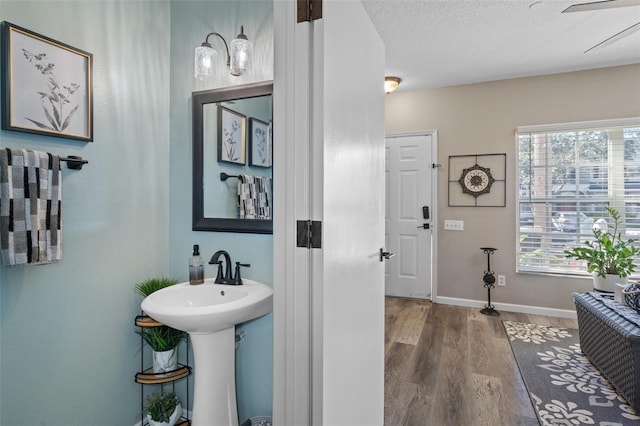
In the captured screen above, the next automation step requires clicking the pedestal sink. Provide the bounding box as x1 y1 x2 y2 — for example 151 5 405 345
141 279 273 426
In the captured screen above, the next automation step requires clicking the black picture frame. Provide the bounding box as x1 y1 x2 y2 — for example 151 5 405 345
448 153 507 207
249 117 271 168
192 81 273 234
1 21 93 142
217 106 246 165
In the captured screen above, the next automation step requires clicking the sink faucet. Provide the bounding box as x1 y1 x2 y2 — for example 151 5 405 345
209 250 233 284
208 251 250 285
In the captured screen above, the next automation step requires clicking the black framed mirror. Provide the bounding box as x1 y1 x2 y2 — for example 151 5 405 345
192 81 273 233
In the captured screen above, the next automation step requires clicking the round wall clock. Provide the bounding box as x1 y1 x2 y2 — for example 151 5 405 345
458 164 495 197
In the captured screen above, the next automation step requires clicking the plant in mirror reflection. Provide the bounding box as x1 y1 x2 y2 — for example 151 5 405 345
21 49 80 133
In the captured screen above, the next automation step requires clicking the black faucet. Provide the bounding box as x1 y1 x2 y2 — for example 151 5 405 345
208 250 250 285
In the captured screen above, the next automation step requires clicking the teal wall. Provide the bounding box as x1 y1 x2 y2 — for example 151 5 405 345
168 1 274 422
0 1 171 424
0 0 273 424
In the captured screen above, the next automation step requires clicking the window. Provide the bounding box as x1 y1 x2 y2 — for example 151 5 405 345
516 118 640 275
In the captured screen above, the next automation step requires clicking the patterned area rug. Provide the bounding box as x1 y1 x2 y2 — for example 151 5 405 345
503 320 640 425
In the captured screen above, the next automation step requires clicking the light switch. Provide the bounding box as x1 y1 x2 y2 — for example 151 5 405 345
444 220 464 231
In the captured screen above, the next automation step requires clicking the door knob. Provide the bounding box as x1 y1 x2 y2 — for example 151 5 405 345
379 248 395 262
417 223 430 229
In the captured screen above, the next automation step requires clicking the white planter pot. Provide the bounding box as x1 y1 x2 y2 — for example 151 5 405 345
147 403 182 426
614 283 627 303
592 272 628 293
153 348 177 374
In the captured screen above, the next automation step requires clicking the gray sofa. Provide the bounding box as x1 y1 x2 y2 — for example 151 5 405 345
573 292 640 412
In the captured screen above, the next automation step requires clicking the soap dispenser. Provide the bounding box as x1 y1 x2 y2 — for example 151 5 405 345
189 244 204 285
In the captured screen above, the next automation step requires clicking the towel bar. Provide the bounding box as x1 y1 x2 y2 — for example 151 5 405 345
60 156 88 170
220 172 244 183
2 149 88 170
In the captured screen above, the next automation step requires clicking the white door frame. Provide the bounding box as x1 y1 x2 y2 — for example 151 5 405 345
386 131 439 302
272 1 313 424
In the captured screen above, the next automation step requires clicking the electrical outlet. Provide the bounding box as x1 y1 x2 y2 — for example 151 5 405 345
444 220 464 231
498 275 506 286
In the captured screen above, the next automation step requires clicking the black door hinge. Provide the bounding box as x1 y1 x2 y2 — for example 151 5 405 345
297 0 323 23
297 220 322 249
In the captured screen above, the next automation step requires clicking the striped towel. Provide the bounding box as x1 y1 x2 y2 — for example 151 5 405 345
238 174 272 219
0 148 62 265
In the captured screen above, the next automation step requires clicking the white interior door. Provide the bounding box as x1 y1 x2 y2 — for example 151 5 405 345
385 133 434 299
312 2 386 425
272 2 385 425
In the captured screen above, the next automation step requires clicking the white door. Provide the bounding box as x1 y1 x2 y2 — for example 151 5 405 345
385 133 435 299
272 1 385 425
312 2 385 425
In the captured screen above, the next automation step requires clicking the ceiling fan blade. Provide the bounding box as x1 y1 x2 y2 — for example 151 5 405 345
585 21 640 52
563 0 640 13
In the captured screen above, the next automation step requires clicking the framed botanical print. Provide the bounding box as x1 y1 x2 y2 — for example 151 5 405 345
217 106 246 165
1 21 93 142
249 117 271 168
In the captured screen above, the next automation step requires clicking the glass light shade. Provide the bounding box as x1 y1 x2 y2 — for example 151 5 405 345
194 44 217 80
229 37 253 76
384 77 401 94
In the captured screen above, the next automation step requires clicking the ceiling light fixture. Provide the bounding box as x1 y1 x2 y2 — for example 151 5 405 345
195 26 253 80
384 76 401 94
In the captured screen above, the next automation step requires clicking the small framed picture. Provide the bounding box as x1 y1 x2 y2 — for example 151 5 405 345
217 106 246 165
249 117 271 168
1 21 93 142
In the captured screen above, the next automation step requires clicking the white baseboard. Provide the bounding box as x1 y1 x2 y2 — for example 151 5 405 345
434 296 577 319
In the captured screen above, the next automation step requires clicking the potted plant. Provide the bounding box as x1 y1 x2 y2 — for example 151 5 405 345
144 391 182 426
134 277 179 298
565 206 638 292
134 277 184 373
136 325 186 373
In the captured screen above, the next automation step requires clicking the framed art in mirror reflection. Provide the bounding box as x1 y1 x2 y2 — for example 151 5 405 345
249 117 270 168
217 106 246 165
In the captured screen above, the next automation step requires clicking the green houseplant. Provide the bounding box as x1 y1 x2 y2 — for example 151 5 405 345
135 277 184 373
134 277 179 298
136 325 186 374
144 391 182 426
136 326 186 352
565 206 638 291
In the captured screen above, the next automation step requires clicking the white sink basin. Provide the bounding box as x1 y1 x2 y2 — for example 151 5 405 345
141 278 273 333
140 278 273 426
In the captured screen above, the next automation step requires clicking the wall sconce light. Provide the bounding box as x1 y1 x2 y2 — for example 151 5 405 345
384 76 401 94
194 26 253 80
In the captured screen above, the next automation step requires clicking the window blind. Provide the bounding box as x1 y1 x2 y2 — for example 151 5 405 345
516 118 640 276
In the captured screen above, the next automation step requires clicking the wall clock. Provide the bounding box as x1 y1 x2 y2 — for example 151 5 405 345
448 153 506 207
458 164 495 197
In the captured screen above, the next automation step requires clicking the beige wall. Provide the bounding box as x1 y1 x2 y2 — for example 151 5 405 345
385 64 640 311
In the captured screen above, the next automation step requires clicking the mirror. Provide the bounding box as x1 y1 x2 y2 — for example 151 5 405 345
192 81 273 233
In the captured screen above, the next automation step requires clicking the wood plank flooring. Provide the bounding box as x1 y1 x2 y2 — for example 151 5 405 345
384 297 578 426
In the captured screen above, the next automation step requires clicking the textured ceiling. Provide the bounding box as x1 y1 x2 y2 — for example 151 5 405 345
361 0 640 92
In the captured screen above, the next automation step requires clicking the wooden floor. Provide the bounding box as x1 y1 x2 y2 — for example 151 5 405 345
384 297 578 426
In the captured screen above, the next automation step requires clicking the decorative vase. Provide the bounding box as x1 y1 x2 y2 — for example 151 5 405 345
592 272 628 293
153 348 177 374
147 403 182 426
